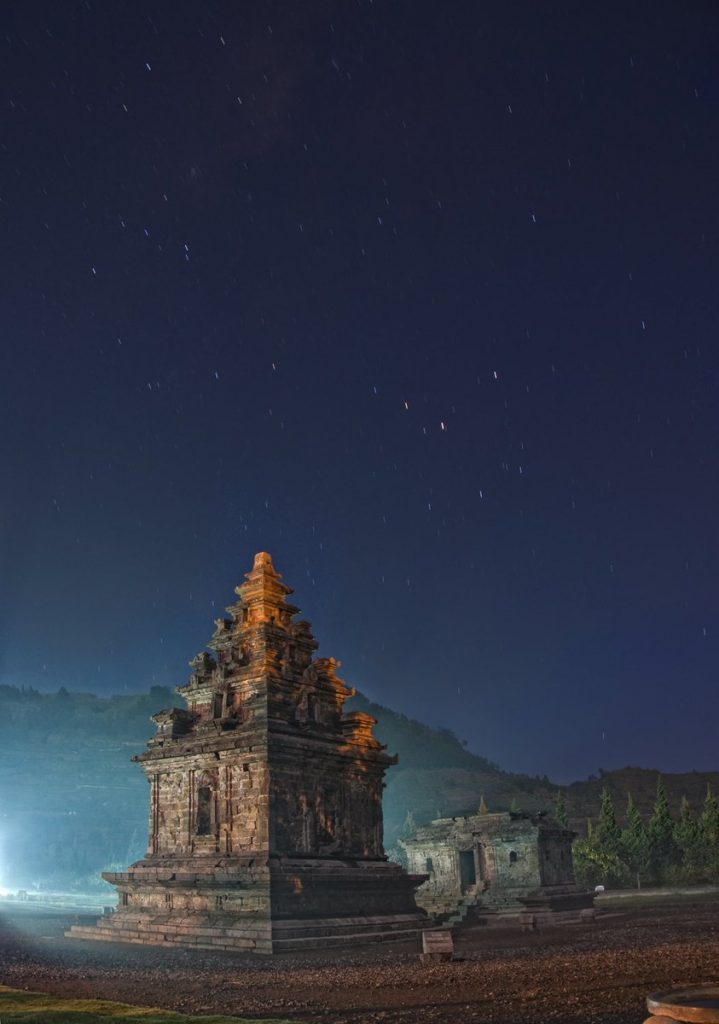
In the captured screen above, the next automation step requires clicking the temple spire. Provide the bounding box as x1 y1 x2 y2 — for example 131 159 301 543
233 550 297 628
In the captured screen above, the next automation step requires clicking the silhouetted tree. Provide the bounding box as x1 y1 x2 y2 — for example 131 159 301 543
699 785 719 846
594 787 622 859
674 797 698 854
673 796 704 880
696 785 719 878
555 791 569 828
648 777 678 882
621 793 650 889
574 788 629 888
400 810 417 838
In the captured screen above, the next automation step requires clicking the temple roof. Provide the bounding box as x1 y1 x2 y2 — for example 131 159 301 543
223 550 300 627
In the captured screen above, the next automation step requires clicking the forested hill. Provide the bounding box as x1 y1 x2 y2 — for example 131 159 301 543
562 766 719 830
0 684 714 888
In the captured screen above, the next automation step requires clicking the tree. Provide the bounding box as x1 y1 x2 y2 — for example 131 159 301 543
621 793 650 889
699 785 719 847
674 796 704 881
479 795 489 815
388 810 417 869
594 787 622 859
696 785 719 879
401 810 417 837
648 776 678 882
576 787 629 889
573 836 628 889
674 797 698 855
555 790 569 828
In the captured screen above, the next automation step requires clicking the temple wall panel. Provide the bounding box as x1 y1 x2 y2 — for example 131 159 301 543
407 841 458 891
268 754 385 859
538 833 575 886
226 759 269 852
491 837 541 888
154 770 191 855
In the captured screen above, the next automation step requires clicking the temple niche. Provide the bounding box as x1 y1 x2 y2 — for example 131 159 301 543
69 552 427 953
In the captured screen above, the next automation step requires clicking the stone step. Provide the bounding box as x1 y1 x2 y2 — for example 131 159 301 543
271 914 426 940
68 915 428 954
271 927 423 952
67 924 270 953
69 922 424 954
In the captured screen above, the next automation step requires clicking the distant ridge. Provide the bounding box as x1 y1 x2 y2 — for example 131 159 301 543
348 693 719 844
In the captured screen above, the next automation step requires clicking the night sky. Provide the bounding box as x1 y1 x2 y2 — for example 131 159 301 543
2 2 718 782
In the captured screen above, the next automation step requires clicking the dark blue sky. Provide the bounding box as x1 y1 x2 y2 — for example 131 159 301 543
1 1 718 782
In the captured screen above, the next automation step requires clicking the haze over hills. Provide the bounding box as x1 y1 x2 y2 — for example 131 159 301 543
0 684 714 889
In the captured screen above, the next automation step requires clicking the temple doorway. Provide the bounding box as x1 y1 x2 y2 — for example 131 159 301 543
459 849 476 891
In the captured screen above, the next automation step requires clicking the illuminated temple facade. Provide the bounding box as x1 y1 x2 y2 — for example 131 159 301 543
69 552 426 953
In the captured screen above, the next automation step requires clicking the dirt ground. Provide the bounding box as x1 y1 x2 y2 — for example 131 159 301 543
1 896 719 1024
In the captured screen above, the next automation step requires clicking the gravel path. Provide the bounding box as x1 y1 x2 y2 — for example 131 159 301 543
2 900 719 1023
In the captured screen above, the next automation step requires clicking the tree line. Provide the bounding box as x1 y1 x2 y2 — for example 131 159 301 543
557 778 719 888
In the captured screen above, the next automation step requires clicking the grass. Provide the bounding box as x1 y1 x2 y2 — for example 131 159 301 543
0 986 296 1024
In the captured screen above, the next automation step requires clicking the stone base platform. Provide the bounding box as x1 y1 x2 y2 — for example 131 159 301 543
517 884 595 922
66 855 428 955
474 885 595 928
439 883 595 930
67 914 273 954
67 911 425 954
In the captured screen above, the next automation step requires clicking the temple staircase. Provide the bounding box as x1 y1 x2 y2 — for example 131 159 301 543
441 883 483 927
440 882 525 928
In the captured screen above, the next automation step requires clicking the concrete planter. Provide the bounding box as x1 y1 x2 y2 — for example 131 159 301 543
646 986 719 1023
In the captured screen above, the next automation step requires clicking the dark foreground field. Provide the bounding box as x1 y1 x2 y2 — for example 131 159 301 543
2 896 719 1024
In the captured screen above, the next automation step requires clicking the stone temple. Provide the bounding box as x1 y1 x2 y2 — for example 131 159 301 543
401 809 593 926
69 552 427 953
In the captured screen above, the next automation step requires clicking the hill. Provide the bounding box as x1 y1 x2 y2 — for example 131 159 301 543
0 685 170 889
561 766 719 833
0 684 714 888
346 692 555 846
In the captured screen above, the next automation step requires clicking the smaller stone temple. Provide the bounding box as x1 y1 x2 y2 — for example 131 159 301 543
401 810 593 926
68 552 427 953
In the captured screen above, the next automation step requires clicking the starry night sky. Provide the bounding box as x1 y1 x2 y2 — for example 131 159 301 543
1 1 718 782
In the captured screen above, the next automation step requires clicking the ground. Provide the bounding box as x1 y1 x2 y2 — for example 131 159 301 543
0 987 292 1024
2 894 719 1023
